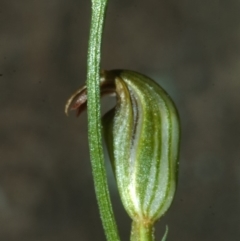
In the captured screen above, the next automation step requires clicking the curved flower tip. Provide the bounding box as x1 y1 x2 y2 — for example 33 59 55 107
64 70 117 116
65 85 88 116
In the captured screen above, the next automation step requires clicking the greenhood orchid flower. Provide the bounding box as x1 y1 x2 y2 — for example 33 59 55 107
66 70 180 241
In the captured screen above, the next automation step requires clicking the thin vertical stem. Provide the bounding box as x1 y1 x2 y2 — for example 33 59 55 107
130 221 155 241
86 0 120 241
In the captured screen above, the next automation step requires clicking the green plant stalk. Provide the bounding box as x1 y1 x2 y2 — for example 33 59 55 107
130 222 168 241
86 0 120 241
130 221 154 241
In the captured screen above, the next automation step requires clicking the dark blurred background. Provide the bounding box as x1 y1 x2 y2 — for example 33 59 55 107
1 0 240 240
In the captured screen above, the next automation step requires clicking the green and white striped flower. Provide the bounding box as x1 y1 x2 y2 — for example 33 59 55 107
65 69 180 240
102 70 180 223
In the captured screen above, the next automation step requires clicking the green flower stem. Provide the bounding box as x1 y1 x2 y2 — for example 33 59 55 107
86 0 120 241
130 221 154 241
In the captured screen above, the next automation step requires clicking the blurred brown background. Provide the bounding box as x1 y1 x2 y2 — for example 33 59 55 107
1 0 240 240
